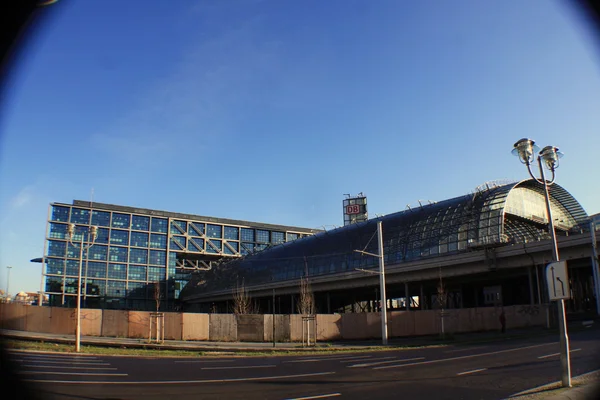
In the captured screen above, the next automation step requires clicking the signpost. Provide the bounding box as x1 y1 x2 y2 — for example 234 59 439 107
545 261 571 387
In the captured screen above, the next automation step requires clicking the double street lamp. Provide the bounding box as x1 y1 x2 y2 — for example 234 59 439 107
66 223 98 352
512 138 571 387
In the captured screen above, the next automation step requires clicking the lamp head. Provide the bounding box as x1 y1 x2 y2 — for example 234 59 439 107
90 226 98 240
539 145 563 171
67 223 75 239
512 138 539 165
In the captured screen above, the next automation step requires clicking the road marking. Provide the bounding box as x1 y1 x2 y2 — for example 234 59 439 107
374 342 555 370
509 368 600 397
174 360 234 363
340 356 394 363
444 346 487 353
201 365 276 370
457 368 487 376
537 348 582 359
19 371 128 376
348 357 425 368
14 360 110 366
284 355 371 363
22 371 336 385
21 365 118 370
284 393 341 400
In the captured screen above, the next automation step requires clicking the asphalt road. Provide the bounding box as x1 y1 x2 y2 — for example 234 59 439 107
8 327 600 400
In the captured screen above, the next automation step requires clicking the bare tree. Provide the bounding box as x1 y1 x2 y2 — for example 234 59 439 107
297 276 315 315
232 279 257 315
153 281 161 312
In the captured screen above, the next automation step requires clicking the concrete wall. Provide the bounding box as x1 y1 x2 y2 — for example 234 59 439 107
0 304 547 343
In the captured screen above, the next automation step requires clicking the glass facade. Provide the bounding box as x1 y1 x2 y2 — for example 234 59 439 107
42 200 316 310
185 180 589 297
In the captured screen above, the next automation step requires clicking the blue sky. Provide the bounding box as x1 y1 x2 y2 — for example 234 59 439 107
1 0 599 294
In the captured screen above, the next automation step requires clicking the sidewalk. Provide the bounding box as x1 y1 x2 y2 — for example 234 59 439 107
543 382 600 400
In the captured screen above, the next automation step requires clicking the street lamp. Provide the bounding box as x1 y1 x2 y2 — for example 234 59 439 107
66 223 98 352
512 138 571 387
6 266 12 298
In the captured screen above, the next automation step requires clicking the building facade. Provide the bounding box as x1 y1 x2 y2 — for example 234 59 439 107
40 200 317 310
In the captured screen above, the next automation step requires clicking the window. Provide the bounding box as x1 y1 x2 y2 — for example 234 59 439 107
127 282 146 297
241 242 254 255
170 236 186 250
168 252 177 268
271 231 284 244
149 250 166 265
49 223 68 239
129 248 148 264
110 230 129 245
108 264 127 279
188 222 204 236
47 240 66 257
45 276 63 293
108 246 127 262
256 230 269 243
241 228 254 242
188 237 204 252
66 242 80 259
224 226 239 240
91 210 110 227
130 232 149 247
51 206 70 222
96 228 109 244
206 224 222 238
223 241 239 255
87 262 106 278
287 232 299 241
106 280 126 297
112 213 130 228
88 245 107 261
70 208 90 224
132 215 150 231
149 233 167 249
46 258 64 275
148 267 166 281
86 279 105 296
171 220 187 234
206 239 222 253
128 265 147 281
151 217 168 233
65 260 79 276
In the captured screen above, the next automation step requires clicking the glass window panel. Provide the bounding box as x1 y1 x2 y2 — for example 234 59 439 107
95 227 109 244
130 231 149 247
88 245 107 261
70 208 90 224
168 252 177 268
206 224 222 238
224 226 239 240
45 276 63 293
128 265 147 281
64 278 79 294
86 279 105 296
87 261 106 278
129 248 148 264
206 239 222 254
188 222 205 236
65 259 79 276
91 210 111 227
110 230 129 245
287 233 299 241
256 230 269 243
170 236 186 250
171 220 187 234
51 206 70 222
108 264 127 279
148 267 166 282
223 241 239 255
49 223 69 239
109 246 128 262
149 250 166 265
112 213 130 228
132 215 150 231
149 233 167 249
241 228 254 242
241 242 254 255
106 280 126 297
47 240 66 257
151 217 168 233
46 258 64 275
188 237 204 252
271 231 284 244
127 282 146 297
66 242 80 259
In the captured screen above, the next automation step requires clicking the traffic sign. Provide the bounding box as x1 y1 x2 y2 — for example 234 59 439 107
545 261 571 301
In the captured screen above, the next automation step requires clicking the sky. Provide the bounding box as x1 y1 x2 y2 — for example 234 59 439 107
0 0 599 295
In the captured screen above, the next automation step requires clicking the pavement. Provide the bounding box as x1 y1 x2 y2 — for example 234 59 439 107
544 382 600 400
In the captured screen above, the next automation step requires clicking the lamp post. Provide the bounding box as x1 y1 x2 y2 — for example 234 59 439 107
512 138 571 387
66 223 98 352
6 266 12 298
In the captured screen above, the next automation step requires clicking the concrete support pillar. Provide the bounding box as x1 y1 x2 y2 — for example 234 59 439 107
405 282 410 310
420 284 425 310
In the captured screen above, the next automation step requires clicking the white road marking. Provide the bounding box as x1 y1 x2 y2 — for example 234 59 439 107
444 346 487 353
284 393 341 400
537 348 581 359
21 365 118 370
22 371 336 385
457 368 487 376
14 360 110 366
19 371 128 376
340 356 394 363
284 355 371 363
201 365 276 370
374 342 556 370
348 357 425 368
174 360 234 363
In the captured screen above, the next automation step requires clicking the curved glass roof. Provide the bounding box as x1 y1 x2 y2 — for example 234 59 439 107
182 179 589 296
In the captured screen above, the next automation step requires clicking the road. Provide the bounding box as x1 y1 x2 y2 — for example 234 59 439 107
8 327 600 400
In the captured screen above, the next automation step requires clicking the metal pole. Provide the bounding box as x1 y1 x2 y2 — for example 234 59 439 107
272 288 276 348
538 157 571 387
76 235 84 353
377 221 388 345
590 220 600 316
